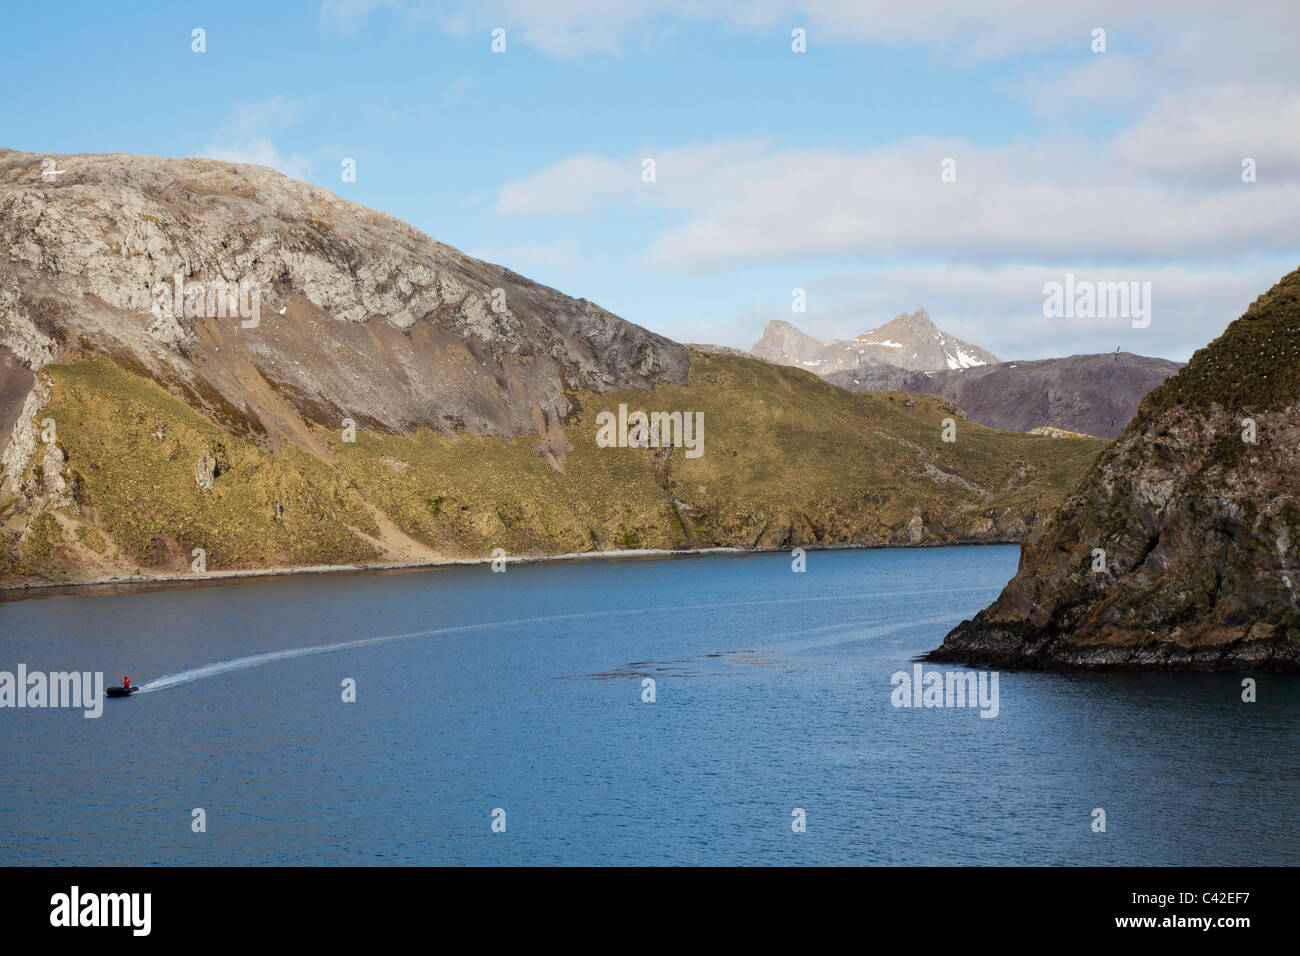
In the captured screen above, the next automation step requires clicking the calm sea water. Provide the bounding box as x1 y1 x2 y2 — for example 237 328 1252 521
1 546 1296 866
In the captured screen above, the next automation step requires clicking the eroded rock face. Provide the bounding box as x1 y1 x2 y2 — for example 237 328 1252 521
929 268 1300 670
0 371 51 505
0 150 689 448
194 454 216 492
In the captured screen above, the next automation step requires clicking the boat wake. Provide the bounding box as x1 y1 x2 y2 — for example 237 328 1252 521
135 585 996 694
137 618 561 694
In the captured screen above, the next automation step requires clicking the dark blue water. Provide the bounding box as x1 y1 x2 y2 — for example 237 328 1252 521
1 546 1296 865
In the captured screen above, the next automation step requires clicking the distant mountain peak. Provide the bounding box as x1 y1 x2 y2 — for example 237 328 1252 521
750 309 997 375
886 308 933 330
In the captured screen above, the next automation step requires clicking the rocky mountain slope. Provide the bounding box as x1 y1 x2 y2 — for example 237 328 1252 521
0 149 687 446
751 310 998 374
929 266 1300 670
827 353 1183 438
0 150 1106 588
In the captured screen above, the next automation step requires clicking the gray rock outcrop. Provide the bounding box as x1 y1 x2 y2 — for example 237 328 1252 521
928 267 1300 670
0 149 689 453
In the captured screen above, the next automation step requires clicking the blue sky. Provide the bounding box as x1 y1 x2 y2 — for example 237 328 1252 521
4 1 1299 361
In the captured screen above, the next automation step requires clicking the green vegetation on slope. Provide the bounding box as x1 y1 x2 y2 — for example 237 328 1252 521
1138 265 1300 422
323 351 1106 555
5 351 1107 580
32 358 381 572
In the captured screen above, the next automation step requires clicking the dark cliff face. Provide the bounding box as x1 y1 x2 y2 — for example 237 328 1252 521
929 267 1300 670
828 353 1183 439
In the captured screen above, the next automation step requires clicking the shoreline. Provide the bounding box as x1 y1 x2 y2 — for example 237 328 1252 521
0 539 1022 604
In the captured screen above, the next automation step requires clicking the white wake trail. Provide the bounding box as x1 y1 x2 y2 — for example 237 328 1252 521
139 624 482 693
136 614 599 694
134 585 995 693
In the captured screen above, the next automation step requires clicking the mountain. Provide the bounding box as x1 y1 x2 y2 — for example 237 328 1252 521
929 266 1300 670
0 150 1106 587
0 150 689 446
751 309 999 374
827 353 1184 439
747 320 824 367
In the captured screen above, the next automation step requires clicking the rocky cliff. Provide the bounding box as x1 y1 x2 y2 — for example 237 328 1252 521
0 148 688 447
929 267 1300 670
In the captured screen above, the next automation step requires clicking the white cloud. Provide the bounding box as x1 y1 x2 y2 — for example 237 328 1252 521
204 139 313 181
493 140 769 217
324 0 1300 75
794 263 1284 363
201 96 313 181
320 0 402 29
493 127 1300 270
1111 88 1300 186
411 0 740 58
646 262 1281 363
495 154 628 216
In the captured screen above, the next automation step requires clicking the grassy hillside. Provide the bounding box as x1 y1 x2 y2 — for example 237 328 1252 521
1137 266 1300 421
1 350 1107 583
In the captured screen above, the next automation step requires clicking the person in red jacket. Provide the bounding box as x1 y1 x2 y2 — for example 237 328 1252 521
123 676 130 689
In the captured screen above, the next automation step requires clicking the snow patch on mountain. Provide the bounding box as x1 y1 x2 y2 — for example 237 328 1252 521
750 309 998 375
